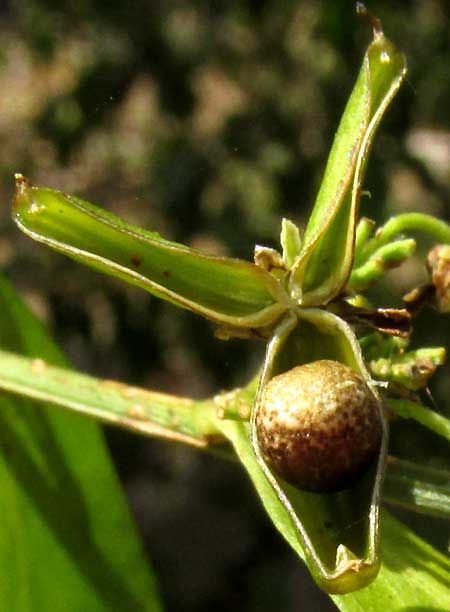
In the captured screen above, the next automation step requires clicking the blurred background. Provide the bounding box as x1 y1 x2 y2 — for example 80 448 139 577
0 1 449 610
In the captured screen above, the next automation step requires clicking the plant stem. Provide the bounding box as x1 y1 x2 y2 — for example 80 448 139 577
354 217 375 265
374 213 450 249
349 238 416 291
0 349 224 448
387 397 450 442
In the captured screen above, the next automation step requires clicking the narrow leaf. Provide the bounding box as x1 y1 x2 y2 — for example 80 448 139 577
13 176 287 329
0 274 163 612
383 457 450 518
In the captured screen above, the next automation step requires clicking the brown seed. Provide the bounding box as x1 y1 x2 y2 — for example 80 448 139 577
256 360 382 492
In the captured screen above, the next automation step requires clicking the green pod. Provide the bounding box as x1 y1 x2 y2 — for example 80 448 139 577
12 176 288 330
251 309 388 594
288 31 406 306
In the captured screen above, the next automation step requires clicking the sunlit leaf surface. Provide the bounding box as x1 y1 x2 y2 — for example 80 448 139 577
0 274 163 612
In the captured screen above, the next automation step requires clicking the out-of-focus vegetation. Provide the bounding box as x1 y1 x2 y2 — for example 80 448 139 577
1 2 449 611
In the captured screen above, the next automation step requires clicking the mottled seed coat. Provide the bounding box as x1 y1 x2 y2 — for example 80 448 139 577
256 360 382 492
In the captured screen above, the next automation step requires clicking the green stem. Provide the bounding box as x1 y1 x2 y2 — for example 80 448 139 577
0 349 223 448
383 456 450 518
370 213 450 253
349 238 416 291
354 217 375 266
213 382 257 422
387 397 450 442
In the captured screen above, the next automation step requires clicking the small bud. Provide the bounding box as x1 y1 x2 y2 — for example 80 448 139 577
256 360 382 492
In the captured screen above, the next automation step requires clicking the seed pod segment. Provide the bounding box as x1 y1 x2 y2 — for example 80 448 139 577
251 309 388 594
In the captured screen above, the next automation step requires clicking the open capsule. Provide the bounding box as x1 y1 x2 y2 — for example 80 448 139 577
256 359 382 493
251 309 388 594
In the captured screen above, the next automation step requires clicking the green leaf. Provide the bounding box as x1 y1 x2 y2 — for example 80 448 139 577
383 457 450 519
289 31 406 306
0 273 163 611
249 310 388 594
334 511 450 611
12 176 287 329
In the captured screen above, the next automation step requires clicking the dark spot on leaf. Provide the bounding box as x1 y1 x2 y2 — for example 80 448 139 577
131 255 141 268
163 270 171 278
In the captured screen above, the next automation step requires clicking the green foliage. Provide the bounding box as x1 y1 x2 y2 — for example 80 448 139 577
0 275 162 611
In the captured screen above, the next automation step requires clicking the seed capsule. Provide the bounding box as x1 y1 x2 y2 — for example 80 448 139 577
256 360 382 492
